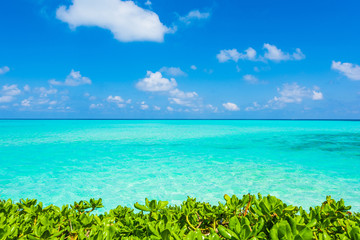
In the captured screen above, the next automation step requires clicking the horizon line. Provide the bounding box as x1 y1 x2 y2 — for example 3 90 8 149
0 118 359 121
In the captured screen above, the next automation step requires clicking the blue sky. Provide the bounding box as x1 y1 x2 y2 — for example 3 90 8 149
0 0 359 119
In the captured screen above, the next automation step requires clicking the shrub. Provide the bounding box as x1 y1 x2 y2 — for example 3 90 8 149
0 194 359 239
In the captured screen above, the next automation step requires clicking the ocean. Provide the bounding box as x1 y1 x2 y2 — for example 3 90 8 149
0 120 359 211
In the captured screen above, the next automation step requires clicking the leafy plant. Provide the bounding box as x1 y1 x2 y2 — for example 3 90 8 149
0 194 358 239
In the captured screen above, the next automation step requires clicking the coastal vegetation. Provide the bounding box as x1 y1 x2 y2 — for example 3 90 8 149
0 194 359 239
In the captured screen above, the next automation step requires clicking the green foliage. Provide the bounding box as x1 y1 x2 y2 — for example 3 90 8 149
0 194 359 239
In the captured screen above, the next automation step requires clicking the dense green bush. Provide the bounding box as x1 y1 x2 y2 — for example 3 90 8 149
0 194 359 239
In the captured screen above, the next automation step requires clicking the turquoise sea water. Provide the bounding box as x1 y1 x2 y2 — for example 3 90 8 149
0 120 359 211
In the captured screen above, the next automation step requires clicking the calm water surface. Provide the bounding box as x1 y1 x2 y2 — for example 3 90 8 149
0 120 359 211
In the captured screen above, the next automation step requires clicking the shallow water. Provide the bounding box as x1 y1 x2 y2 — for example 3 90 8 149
0 120 359 211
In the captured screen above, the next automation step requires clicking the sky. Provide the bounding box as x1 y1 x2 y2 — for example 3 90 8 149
0 0 360 119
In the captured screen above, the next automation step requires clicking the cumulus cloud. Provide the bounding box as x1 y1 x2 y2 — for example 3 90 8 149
140 102 149 110
49 70 91 86
217 44 304 63
217 47 256 63
169 89 197 99
37 87 57 97
21 98 32 107
263 44 305 61
243 74 258 84
206 104 218 113
159 67 187 76
0 66 10 75
84 93 96 100
56 0 171 42
136 71 177 92
292 48 306 60
274 83 309 103
107 95 124 103
90 103 103 109
245 83 324 111
154 105 161 110
168 88 198 107
268 83 323 109
144 0 151 6
190 65 197 70
167 106 174 111
0 85 21 103
245 102 260 111
137 71 200 108
223 102 240 111
331 61 360 80
24 85 31 92
179 10 210 24
2 85 21 96
312 90 323 100
107 95 125 108
0 96 14 103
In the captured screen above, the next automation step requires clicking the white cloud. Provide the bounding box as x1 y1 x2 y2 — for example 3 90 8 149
154 105 161 110
179 10 210 24
0 66 10 75
312 90 323 100
274 83 308 103
245 102 260 111
2 85 21 96
0 85 20 103
244 47 257 60
167 106 174 111
140 104 149 110
107 95 124 103
217 47 256 63
267 83 323 109
90 103 103 109
263 43 305 61
0 96 14 103
292 48 306 60
24 84 30 92
38 99 50 105
169 88 197 99
331 61 360 80
264 44 290 61
223 102 240 111
137 71 200 108
168 89 198 107
84 92 97 100
243 74 258 84
244 84 323 111
21 98 32 107
190 65 197 70
159 67 187 76
107 95 125 108
217 49 240 63
169 98 191 106
144 0 151 6
136 71 177 92
206 104 218 112
218 44 305 63
49 70 91 86
37 87 57 97
56 0 171 42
